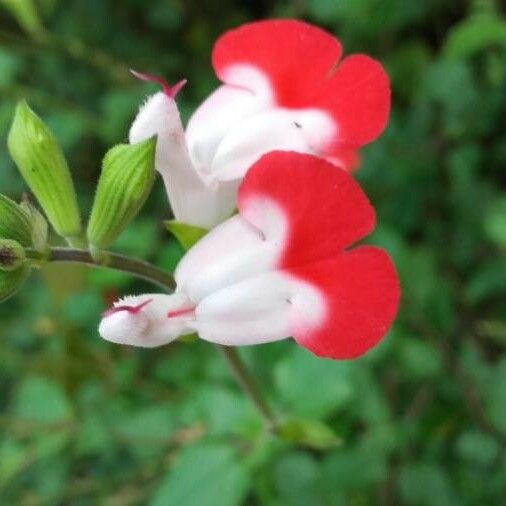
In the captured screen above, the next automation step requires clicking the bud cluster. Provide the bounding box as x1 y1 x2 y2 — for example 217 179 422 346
1 99 159 299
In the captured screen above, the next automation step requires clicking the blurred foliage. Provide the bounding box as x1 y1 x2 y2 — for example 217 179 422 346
0 0 505 504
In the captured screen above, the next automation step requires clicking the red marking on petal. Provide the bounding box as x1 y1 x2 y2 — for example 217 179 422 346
212 20 390 149
130 69 187 98
289 246 400 359
238 151 375 268
102 298 153 318
167 307 195 318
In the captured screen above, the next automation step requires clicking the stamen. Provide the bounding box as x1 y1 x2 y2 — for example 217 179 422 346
130 69 187 98
102 298 153 318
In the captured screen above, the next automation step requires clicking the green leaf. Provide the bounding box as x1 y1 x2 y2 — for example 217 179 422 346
115 405 176 443
485 358 506 433
150 443 250 506
0 265 29 303
443 14 506 59
87 137 156 253
398 463 459 506
275 452 321 506
275 347 353 418
0 0 43 34
0 193 33 246
12 376 73 424
484 196 506 247
277 418 342 450
455 430 499 467
20 198 48 252
7 101 82 243
165 220 208 251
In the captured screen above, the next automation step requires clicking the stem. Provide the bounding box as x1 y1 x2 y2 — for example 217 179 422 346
217 346 277 430
26 247 175 290
29 247 277 428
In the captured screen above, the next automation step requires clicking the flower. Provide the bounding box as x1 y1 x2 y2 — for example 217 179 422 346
99 151 399 360
129 19 390 228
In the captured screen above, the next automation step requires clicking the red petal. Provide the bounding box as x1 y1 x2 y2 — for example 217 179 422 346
237 151 375 268
316 55 390 146
289 246 400 359
212 20 390 148
213 19 342 103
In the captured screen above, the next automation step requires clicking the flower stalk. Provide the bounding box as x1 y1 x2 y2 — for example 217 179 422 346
25 246 276 429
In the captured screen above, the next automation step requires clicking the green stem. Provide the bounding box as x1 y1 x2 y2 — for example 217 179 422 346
26 246 276 429
216 346 277 430
26 247 175 290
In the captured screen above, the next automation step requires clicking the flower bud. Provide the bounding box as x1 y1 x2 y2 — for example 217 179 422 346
87 137 156 254
0 194 33 246
0 266 29 303
0 239 26 271
7 101 82 243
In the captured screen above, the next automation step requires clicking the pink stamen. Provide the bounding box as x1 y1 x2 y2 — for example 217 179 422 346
167 307 195 318
102 298 153 318
130 69 187 98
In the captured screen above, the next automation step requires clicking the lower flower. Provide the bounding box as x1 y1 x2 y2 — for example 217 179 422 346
99 151 400 360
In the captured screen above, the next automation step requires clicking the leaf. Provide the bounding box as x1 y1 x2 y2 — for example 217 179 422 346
0 0 43 34
443 14 506 59
484 196 506 247
275 347 353 418
275 452 321 506
0 266 29 303
12 376 73 424
277 418 342 450
455 430 499 467
398 463 459 506
150 443 250 506
165 220 208 251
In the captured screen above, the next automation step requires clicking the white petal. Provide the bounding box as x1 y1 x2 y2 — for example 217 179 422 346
99 293 194 348
210 108 335 182
129 92 228 228
193 271 325 345
175 208 287 302
186 85 268 173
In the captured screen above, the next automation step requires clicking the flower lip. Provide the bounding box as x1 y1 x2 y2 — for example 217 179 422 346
130 69 187 98
102 298 153 318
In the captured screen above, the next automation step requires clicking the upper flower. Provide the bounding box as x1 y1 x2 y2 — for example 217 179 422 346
129 19 390 228
99 151 399 360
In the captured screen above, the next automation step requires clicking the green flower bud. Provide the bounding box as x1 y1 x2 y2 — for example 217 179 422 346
0 266 29 303
87 137 156 254
0 194 33 246
0 239 26 271
7 101 82 243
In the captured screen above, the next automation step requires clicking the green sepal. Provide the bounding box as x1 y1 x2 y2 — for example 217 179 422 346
0 239 26 271
276 418 343 450
7 100 82 242
19 198 48 253
0 265 30 303
87 137 156 253
165 220 208 251
0 194 33 246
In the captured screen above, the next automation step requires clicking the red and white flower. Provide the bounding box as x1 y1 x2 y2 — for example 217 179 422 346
129 19 390 228
99 151 399 360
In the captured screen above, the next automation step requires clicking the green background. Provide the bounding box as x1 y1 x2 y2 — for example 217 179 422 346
1 0 506 504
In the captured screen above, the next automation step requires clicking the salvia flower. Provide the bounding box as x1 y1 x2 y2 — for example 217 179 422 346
129 19 390 228
99 152 399 360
